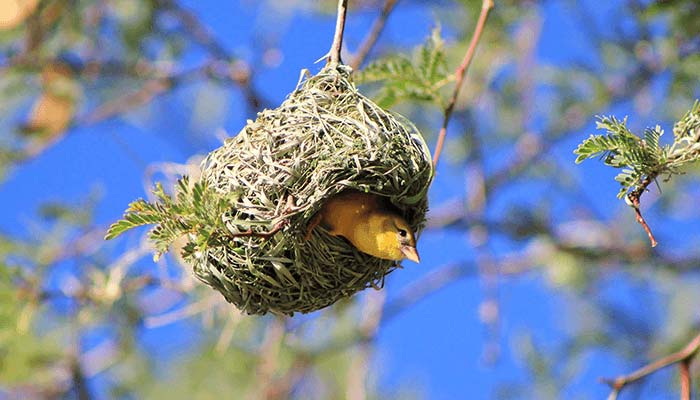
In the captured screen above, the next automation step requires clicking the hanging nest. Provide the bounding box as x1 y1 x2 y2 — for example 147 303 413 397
194 65 433 315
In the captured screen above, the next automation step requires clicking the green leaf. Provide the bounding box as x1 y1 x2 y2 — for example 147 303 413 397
575 100 700 201
643 125 663 150
355 26 449 107
105 199 164 240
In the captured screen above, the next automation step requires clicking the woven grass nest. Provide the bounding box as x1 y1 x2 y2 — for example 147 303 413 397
194 64 433 315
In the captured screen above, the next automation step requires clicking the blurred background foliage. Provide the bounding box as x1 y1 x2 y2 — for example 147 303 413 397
1 0 699 398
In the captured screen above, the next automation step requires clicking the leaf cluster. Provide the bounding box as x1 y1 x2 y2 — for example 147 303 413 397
355 27 450 108
105 177 231 261
574 101 700 199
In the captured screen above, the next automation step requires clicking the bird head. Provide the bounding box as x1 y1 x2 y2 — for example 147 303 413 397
386 215 420 263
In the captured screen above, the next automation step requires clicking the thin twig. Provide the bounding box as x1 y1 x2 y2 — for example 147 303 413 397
631 202 657 247
627 174 658 247
601 332 700 399
328 0 349 67
231 197 296 239
229 220 288 239
680 360 691 400
432 0 494 168
349 0 398 70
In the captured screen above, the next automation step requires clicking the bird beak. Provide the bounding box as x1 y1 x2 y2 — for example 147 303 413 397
400 245 420 263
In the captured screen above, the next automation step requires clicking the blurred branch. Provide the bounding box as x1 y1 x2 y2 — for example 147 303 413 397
214 309 243 354
158 0 233 60
49 226 109 265
347 291 384 400
426 192 700 278
251 317 290 400
349 0 398 70
80 63 206 125
382 262 475 322
485 64 655 200
0 53 266 168
298 258 533 360
80 59 264 124
155 0 265 111
432 0 494 168
144 293 222 328
70 357 92 400
601 332 700 400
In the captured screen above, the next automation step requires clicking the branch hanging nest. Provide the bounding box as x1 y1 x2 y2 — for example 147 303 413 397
109 64 434 316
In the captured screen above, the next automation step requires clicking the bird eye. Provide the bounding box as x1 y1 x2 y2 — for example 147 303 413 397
398 229 407 237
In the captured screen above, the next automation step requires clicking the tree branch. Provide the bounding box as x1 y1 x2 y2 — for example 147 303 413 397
601 332 700 399
229 220 288 239
328 0 349 68
626 173 658 247
680 360 691 400
349 0 398 70
432 0 494 168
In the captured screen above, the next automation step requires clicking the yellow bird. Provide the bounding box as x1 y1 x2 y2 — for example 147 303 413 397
311 190 420 263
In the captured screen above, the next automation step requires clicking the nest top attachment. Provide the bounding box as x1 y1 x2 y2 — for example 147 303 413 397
194 65 433 315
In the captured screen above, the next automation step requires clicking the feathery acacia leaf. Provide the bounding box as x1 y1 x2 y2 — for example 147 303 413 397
104 177 232 258
104 199 165 240
574 101 700 199
356 26 449 108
